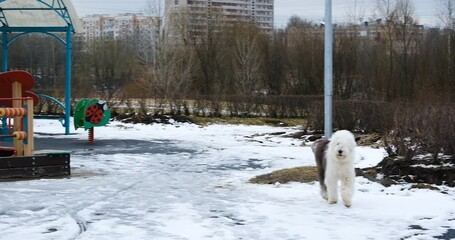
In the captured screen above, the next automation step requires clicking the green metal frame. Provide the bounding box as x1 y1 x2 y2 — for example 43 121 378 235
0 0 76 135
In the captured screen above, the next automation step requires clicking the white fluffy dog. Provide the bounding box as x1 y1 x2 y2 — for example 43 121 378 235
312 130 356 207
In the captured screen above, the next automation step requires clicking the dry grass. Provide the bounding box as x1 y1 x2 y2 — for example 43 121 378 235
191 116 305 127
356 133 383 147
249 166 318 184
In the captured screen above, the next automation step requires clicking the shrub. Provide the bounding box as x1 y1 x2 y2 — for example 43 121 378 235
308 100 393 133
384 103 455 161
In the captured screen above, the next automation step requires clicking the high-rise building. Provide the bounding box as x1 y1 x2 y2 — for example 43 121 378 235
164 0 274 39
81 14 160 43
80 13 161 65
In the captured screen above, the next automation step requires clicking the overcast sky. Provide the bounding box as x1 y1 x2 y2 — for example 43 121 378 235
71 0 441 28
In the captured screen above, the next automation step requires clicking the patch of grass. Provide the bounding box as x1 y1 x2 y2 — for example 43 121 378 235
355 133 383 147
190 116 306 127
249 166 318 184
410 184 440 191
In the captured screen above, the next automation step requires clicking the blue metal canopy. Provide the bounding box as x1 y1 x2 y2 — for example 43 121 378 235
0 0 81 135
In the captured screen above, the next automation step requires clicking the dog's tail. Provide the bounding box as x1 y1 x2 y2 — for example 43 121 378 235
311 138 328 153
312 138 330 200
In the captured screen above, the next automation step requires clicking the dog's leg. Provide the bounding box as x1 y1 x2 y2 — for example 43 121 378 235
340 169 355 208
320 182 328 200
317 157 328 200
325 174 338 204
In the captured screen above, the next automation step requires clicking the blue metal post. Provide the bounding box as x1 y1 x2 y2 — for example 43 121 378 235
2 31 8 71
64 28 72 135
324 0 333 138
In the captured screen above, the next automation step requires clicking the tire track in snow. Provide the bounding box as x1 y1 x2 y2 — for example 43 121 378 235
68 177 150 239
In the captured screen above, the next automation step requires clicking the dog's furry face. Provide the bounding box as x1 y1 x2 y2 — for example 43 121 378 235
327 130 356 162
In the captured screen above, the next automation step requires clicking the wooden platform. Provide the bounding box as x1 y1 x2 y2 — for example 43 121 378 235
0 152 70 179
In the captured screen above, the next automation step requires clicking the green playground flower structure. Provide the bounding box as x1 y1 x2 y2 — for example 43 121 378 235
74 99 111 143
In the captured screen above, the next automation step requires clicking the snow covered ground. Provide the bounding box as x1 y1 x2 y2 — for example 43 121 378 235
1 119 455 240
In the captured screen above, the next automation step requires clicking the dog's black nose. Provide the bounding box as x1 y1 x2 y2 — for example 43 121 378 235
338 150 343 154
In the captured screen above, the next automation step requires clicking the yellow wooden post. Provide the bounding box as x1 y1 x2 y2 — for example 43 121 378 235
24 98 34 156
12 81 23 156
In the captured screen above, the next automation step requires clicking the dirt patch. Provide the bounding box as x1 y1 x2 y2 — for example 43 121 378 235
357 157 455 187
249 166 318 184
355 133 383 148
251 159 455 189
113 113 195 125
410 184 440 191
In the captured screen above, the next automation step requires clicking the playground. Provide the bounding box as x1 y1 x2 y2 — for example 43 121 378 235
0 1 454 239
0 1 83 177
0 70 454 239
0 71 70 178
0 69 111 178
0 71 454 239
0 119 454 239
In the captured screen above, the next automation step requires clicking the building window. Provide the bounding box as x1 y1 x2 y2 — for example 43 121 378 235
175 0 179 5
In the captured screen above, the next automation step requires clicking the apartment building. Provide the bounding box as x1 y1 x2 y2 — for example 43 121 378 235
164 0 274 39
80 14 161 64
287 20 426 55
81 13 159 45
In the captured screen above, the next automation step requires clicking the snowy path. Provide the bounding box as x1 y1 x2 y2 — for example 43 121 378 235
0 120 455 239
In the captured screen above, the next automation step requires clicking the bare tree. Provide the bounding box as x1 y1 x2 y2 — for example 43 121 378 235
438 0 455 97
231 24 263 95
263 29 288 95
332 0 370 99
131 16 161 67
141 0 165 67
9 34 66 96
286 17 324 95
438 0 455 28
375 0 398 99
394 0 418 99
145 0 164 19
346 0 367 24
135 41 197 114
334 27 361 99
87 39 139 106
374 0 419 99
185 9 226 96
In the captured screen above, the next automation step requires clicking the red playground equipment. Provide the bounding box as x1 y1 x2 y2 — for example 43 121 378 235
0 70 37 157
0 71 70 179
